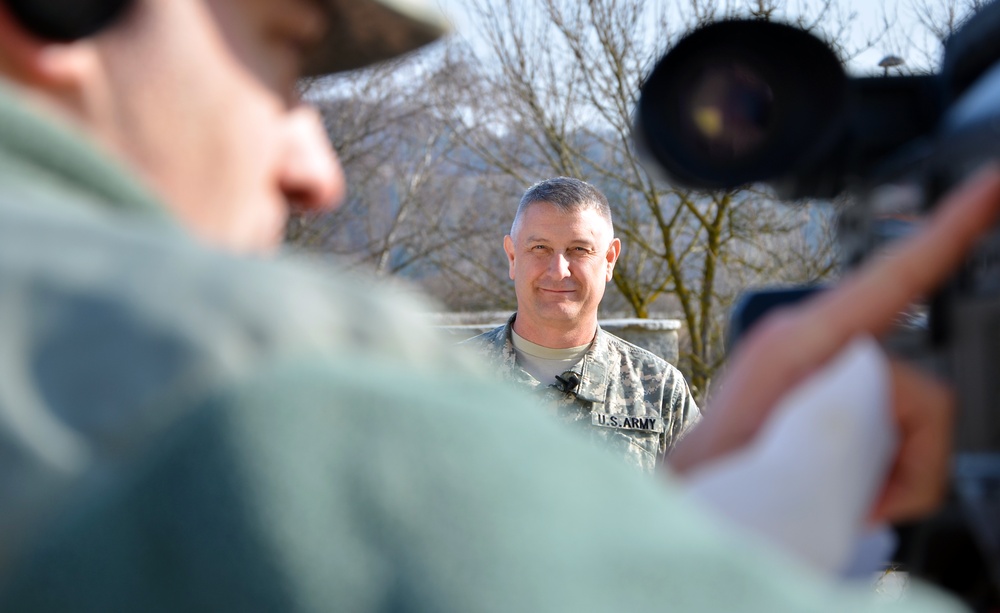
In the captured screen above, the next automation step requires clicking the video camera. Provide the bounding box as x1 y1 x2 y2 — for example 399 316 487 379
634 4 1000 609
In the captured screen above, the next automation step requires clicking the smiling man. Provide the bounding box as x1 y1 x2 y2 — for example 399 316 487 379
465 177 700 473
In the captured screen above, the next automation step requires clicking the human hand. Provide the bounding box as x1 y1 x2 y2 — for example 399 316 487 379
868 360 953 522
667 164 1000 523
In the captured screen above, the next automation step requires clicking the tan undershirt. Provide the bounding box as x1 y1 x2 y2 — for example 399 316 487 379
511 329 590 386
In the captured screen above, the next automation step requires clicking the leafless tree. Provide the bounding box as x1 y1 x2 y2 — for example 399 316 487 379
910 0 986 44
289 50 523 311
869 0 984 72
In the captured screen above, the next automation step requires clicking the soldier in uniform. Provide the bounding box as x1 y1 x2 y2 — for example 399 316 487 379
465 177 699 472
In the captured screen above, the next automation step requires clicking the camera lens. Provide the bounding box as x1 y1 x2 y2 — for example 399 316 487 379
636 18 848 193
686 62 774 160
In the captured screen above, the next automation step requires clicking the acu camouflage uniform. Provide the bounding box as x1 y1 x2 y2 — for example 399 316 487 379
464 314 700 473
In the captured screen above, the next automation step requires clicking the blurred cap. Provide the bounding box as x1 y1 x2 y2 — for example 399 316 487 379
305 0 450 76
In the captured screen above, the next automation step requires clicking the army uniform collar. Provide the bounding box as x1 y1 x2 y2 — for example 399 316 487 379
571 326 610 404
501 314 610 403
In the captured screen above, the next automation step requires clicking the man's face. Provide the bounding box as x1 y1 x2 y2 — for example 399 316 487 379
504 202 620 340
92 0 343 251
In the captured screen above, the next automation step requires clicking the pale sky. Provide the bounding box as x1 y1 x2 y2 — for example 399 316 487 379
433 0 947 75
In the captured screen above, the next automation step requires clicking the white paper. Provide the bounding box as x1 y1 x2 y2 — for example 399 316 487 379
684 336 899 576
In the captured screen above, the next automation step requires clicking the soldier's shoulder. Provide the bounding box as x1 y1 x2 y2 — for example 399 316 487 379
460 323 508 349
0 199 457 380
602 330 671 367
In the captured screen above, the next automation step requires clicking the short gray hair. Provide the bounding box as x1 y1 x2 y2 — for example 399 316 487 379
511 177 612 236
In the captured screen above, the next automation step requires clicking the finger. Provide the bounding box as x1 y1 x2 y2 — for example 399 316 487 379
870 361 954 523
728 163 1000 415
813 162 1000 341
671 164 1000 473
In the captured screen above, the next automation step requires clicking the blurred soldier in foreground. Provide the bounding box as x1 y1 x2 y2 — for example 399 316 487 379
0 0 993 610
465 177 699 473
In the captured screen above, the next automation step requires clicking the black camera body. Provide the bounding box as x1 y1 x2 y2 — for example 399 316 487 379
634 4 1000 608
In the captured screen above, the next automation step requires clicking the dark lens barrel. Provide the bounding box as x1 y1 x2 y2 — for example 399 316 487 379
635 20 849 191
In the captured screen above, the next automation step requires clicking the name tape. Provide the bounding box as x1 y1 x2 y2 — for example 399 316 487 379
591 413 663 433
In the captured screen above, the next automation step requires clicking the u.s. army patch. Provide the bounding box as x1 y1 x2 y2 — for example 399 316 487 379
591 413 664 433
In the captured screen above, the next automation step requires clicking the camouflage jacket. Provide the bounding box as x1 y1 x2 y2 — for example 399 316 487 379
464 315 700 473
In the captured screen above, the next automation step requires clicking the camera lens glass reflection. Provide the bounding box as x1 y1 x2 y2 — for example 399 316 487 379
687 62 774 160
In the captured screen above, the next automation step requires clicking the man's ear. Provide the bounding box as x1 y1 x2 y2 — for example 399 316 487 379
606 237 621 281
504 235 517 280
0 1 98 90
